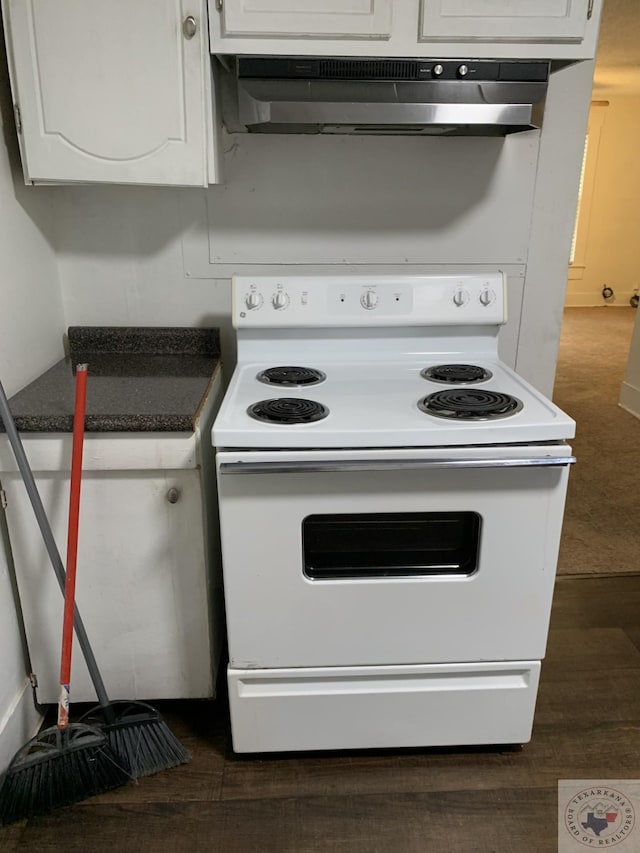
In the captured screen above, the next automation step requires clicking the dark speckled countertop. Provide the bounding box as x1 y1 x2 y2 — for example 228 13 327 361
4 327 221 433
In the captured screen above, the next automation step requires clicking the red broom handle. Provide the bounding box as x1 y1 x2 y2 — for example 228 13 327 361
58 364 88 729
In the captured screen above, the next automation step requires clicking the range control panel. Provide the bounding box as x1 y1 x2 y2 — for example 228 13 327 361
233 274 506 328
239 58 550 84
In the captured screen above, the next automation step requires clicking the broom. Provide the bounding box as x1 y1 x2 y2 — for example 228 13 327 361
0 370 190 781
0 365 128 825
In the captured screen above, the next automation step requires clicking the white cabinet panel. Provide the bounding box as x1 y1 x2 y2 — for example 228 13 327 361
4 0 214 186
3 467 214 702
420 0 590 42
220 0 392 38
210 0 601 58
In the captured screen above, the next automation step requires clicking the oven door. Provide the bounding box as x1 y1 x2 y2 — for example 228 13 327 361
216 444 573 668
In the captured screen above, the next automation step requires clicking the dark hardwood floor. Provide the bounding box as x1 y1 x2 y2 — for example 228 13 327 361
1 575 639 853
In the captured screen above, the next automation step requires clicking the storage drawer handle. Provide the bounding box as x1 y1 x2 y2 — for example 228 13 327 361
219 457 576 475
238 668 530 697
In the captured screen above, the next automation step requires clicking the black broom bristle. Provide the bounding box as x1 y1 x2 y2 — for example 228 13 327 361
105 718 191 778
0 724 129 826
81 701 190 779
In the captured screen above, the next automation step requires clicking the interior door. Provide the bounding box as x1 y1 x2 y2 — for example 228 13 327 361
4 0 211 186
420 0 589 42
219 0 392 38
217 452 570 669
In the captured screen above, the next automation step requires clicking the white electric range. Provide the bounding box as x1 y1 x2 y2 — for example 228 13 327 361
213 273 575 753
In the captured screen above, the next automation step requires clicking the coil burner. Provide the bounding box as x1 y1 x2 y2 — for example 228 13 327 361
248 398 329 424
419 389 523 421
421 364 492 384
257 366 327 387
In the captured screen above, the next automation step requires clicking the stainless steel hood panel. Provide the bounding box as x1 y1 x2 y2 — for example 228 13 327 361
227 58 549 136
238 80 545 135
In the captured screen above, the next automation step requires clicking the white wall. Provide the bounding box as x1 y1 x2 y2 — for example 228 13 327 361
0 29 64 770
516 60 595 396
54 185 235 370
56 130 540 378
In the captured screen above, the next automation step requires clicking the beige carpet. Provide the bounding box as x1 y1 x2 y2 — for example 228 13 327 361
553 306 640 575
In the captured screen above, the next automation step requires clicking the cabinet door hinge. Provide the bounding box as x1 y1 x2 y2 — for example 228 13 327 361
587 0 594 19
13 104 22 134
0 489 7 510
216 0 222 10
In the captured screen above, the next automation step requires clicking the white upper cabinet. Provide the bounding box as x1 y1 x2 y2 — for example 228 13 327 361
220 0 392 39
420 0 590 43
3 0 219 186
210 0 602 59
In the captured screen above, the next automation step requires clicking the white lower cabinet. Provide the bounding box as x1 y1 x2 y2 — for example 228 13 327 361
420 0 591 43
0 418 223 704
2 0 219 186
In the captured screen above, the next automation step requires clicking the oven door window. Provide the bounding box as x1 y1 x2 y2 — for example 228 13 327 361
303 512 481 580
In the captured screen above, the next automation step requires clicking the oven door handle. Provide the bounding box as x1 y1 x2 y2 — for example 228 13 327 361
218 456 576 474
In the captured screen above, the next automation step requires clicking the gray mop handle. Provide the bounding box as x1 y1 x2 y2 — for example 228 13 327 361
0 379 111 711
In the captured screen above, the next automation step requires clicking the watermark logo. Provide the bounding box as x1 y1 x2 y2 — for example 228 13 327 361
559 781 639 851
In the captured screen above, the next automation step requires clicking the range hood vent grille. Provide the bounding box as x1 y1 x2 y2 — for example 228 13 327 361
318 59 421 80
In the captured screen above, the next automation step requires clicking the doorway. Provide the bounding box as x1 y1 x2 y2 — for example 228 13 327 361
555 94 640 576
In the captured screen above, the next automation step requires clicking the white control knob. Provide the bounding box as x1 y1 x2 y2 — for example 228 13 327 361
479 289 496 307
272 291 290 310
432 64 444 77
245 291 263 311
360 290 378 310
453 289 469 307
458 64 470 78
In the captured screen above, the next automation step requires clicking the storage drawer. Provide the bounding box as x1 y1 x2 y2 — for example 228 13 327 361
228 661 541 752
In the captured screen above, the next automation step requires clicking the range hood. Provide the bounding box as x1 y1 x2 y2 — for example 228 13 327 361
224 57 549 137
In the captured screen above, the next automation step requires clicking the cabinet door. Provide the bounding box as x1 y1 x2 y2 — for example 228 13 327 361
4 0 213 186
420 0 589 43
4 468 214 701
220 0 392 39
